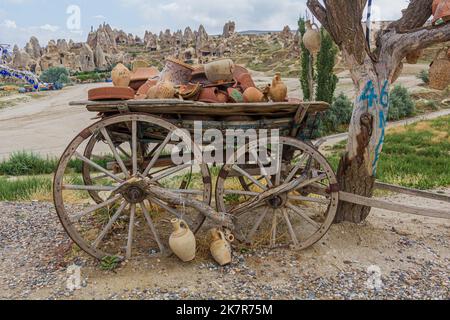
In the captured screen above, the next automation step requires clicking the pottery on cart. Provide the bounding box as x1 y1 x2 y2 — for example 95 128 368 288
160 57 195 85
198 87 223 103
169 219 196 262
433 0 450 25
243 87 264 103
178 83 202 100
204 59 235 83
210 228 232 266
303 20 321 56
269 73 288 102
136 79 157 99
227 88 244 103
147 81 175 99
236 72 256 91
88 87 135 101
111 63 131 87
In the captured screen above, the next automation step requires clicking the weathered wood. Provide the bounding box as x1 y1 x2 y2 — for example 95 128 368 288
339 191 450 220
375 182 450 203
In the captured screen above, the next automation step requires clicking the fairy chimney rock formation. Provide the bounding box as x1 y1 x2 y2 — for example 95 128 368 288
223 21 236 38
24 36 42 60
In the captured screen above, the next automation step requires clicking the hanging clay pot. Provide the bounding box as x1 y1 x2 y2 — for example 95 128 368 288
210 228 232 266
302 21 321 56
169 219 196 262
269 73 288 102
429 48 450 90
204 59 235 83
111 63 131 87
243 87 264 103
160 57 194 85
406 49 423 64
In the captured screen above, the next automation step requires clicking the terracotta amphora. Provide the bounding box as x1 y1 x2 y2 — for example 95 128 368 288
269 73 288 102
112 63 131 87
169 219 196 262
210 228 232 266
303 21 321 56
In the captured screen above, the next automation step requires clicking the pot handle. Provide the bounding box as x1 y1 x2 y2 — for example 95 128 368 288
179 220 191 231
312 22 320 31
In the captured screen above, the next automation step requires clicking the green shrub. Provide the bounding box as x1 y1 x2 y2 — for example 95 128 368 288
40 67 71 84
388 85 416 121
321 93 354 134
417 70 429 85
0 176 52 201
0 152 57 175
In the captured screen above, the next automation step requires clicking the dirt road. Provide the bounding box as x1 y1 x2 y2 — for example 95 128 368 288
0 83 103 160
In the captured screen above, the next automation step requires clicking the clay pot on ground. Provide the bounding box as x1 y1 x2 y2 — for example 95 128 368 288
209 228 232 266
169 219 196 262
111 63 131 87
88 87 135 101
269 73 288 102
303 21 321 56
243 87 264 103
236 72 256 91
429 49 450 90
204 59 235 83
406 49 423 64
160 57 194 85
147 81 176 99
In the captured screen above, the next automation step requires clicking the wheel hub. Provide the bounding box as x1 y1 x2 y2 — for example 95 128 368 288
121 184 147 204
267 194 287 209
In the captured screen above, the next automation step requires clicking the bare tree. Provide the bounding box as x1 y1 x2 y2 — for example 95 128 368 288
307 0 450 223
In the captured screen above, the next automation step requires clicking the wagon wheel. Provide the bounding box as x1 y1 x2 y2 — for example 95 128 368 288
54 114 211 260
216 137 338 250
82 134 195 204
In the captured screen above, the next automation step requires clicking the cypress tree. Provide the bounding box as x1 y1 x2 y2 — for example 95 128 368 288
315 28 338 104
298 17 313 101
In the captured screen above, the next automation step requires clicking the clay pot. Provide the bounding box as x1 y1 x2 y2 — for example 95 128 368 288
198 87 221 103
243 87 264 103
433 0 450 25
204 59 235 83
236 72 256 91
232 65 250 80
169 219 196 262
269 73 288 102
88 87 135 101
178 83 202 100
405 49 423 64
137 79 157 97
160 57 194 85
303 21 321 56
429 49 450 90
129 80 147 91
111 63 131 87
209 228 232 266
147 81 176 99
131 67 159 82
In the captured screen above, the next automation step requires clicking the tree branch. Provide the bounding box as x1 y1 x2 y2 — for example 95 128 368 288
388 0 433 32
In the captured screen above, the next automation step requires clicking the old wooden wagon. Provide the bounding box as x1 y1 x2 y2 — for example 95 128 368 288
55 99 450 261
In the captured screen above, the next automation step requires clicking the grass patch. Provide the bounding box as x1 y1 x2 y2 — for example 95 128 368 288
0 176 52 201
327 116 450 190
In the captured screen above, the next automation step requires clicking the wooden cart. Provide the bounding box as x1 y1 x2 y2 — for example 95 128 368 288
54 99 450 261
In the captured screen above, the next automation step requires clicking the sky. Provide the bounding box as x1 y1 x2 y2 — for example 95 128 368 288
0 0 412 48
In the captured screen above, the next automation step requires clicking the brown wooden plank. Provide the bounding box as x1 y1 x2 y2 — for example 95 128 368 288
375 182 450 203
339 191 450 220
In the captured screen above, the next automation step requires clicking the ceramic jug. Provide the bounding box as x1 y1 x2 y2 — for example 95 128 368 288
269 73 288 102
303 21 321 56
210 228 232 266
204 59 235 83
169 219 196 262
112 63 131 87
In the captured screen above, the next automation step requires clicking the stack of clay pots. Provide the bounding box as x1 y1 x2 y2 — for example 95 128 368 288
429 47 450 90
88 56 291 104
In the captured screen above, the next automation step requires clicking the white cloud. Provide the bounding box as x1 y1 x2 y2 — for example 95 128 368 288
93 15 107 19
2 19 17 29
40 24 59 32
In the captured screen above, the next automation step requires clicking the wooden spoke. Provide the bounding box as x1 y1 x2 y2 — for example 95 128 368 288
92 201 128 248
271 210 278 248
131 121 138 176
232 165 268 191
247 207 270 242
72 195 122 221
274 144 283 186
293 174 328 191
74 151 123 183
285 153 309 184
150 164 192 183
143 133 172 177
117 145 131 159
100 128 130 179
224 190 260 197
286 203 320 229
63 185 115 192
288 195 330 205
282 208 299 246
149 197 194 226
249 149 274 188
126 204 136 259
140 202 166 254
168 189 204 195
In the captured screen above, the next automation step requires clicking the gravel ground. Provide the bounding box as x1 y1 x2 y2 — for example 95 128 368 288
0 197 449 300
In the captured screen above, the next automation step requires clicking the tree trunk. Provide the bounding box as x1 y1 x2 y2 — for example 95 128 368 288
335 56 390 223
